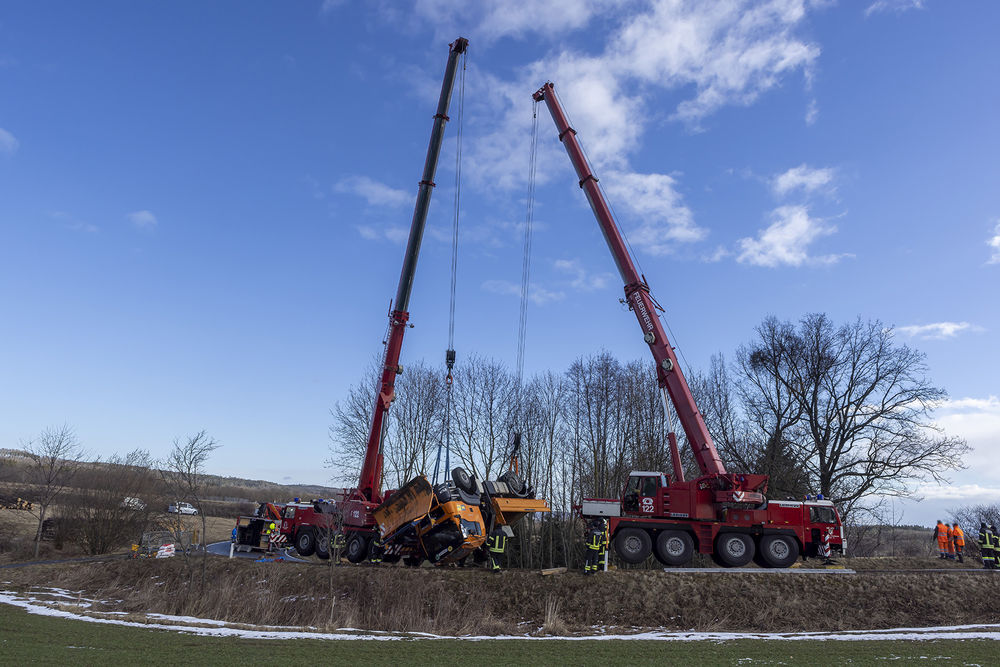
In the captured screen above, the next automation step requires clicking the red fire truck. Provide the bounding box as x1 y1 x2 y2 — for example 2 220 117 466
533 82 844 568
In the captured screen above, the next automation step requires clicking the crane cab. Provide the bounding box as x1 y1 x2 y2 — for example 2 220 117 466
622 471 668 516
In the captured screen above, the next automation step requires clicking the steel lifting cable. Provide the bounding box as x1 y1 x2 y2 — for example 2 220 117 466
514 100 539 425
434 46 466 485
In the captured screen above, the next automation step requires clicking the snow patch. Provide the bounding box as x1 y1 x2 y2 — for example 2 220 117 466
2 588 1000 642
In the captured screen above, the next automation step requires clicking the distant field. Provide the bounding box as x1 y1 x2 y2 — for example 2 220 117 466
0 604 996 665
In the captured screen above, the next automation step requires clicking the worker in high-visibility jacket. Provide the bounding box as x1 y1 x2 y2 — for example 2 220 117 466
369 535 384 565
945 523 956 560
933 520 949 559
597 519 609 573
486 528 507 572
952 522 965 563
978 522 994 569
584 519 603 575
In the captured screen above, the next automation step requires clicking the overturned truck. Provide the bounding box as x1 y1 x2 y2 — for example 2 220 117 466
372 467 549 566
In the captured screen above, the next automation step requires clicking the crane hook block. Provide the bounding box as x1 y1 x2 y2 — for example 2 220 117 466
644 332 655 345
445 349 456 367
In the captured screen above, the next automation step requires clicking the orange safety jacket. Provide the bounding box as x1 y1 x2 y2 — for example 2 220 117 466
935 523 948 541
953 526 965 547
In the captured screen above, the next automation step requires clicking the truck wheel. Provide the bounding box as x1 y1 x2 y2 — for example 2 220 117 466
294 529 316 557
499 471 527 497
314 530 330 560
614 528 652 565
346 533 370 563
715 533 754 567
452 467 475 494
655 530 695 566
758 534 799 568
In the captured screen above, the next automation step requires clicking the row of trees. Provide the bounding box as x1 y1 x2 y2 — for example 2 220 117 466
7 425 219 560
329 313 969 566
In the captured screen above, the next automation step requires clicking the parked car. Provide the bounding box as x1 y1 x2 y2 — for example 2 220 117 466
167 502 198 515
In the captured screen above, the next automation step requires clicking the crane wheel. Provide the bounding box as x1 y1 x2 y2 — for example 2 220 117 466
758 534 799 568
315 530 330 560
655 530 695 566
294 529 316 557
346 534 370 563
614 528 652 564
714 532 754 567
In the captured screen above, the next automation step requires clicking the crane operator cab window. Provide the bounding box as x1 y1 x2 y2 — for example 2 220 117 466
623 473 665 514
809 505 836 525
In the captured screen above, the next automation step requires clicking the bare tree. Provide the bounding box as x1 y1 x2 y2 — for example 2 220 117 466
72 449 158 555
24 424 85 558
741 314 969 515
161 430 220 593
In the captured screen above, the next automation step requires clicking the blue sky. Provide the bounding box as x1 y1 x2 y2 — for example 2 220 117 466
1 1 998 526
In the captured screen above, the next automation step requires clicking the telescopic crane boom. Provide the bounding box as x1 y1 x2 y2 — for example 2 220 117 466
532 82 725 478
356 37 468 506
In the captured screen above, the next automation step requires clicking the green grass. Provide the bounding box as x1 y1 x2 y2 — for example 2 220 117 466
0 603 995 666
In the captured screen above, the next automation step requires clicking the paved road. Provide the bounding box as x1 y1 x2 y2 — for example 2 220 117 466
205 541 309 563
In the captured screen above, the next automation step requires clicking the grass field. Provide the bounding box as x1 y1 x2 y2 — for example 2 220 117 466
0 604 996 666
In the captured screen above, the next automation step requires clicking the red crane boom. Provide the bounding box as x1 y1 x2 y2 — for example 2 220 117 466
532 82 725 478
355 37 468 506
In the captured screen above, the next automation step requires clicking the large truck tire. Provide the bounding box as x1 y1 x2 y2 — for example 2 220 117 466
758 534 799 568
655 530 695 566
314 530 330 560
715 532 754 567
346 533 370 563
452 467 475 494
499 470 527 497
294 528 316 557
614 527 652 564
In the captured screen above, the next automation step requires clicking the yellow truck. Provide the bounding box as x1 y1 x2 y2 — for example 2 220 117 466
373 467 549 566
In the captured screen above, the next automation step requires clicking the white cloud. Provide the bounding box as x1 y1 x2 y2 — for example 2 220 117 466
912 483 1000 502
772 164 835 197
450 1 822 257
334 176 411 208
805 99 818 125
127 210 158 229
933 396 1000 482
896 322 984 340
554 258 613 291
482 279 564 305
603 170 707 252
319 0 344 15
355 223 409 244
412 0 608 44
736 205 844 267
987 221 1000 265
865 0 925 17
0 127 19 155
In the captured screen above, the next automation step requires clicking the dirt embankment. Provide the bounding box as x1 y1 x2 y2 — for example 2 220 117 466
3 557 998 635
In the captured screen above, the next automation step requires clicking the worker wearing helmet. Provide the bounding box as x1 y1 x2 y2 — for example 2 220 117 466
596 519 609 573
486 527 507 572
978 522 994 569
991 525 1000 570
584 519 602 575
952 523 965 563
369 535 384 566
933 520 949 559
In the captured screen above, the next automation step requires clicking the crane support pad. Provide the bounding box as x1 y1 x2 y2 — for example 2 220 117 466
489 497 550 526
373 476 434 539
